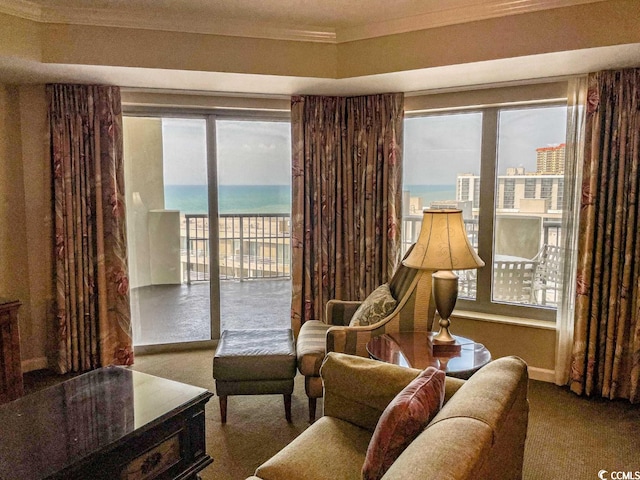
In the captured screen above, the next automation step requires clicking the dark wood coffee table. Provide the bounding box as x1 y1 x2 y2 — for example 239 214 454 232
0 366 213 480
366 332 491 379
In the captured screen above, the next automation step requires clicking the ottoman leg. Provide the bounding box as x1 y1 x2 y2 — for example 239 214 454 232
284 394 292 423
219 396 228 423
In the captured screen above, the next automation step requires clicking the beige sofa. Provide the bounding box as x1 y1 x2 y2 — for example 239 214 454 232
248 352 529 480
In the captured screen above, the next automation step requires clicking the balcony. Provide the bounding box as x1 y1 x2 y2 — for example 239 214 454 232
131 212 291 347
131 278 291 346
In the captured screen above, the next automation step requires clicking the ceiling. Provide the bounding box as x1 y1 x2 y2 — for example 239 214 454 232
1 0 639 96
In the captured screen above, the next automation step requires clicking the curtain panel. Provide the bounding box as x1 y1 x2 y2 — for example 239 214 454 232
290 94 404 337
569 69 640 403
48 84 133 374
555 76 587 386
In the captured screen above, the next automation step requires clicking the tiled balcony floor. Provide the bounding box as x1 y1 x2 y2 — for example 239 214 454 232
131 279 291 346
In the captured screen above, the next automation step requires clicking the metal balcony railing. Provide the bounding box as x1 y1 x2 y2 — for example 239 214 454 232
183 213 291 284
183 212 562 305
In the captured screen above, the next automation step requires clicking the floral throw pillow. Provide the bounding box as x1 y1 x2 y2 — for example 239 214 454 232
361 367 446 480
349 284 398 327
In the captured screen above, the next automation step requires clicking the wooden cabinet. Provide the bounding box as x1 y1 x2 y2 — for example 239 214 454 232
0 298 22 404
0 367 213 480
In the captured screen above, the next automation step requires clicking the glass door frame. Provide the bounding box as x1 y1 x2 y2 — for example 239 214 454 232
123 107 291 352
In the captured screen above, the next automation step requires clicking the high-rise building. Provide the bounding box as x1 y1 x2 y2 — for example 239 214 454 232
536 143 565 174
456 173 564 212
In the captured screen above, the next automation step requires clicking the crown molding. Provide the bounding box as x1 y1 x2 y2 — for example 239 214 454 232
0 0 607 44
336 0 607 42
0 0 337 42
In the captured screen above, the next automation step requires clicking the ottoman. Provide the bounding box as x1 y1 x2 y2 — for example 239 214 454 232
212 328 296 423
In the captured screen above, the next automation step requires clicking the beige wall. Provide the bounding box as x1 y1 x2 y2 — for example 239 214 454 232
0 84 51 371
0 84 30 341
451 316 556 375
338 0 640 77
42 24 339 79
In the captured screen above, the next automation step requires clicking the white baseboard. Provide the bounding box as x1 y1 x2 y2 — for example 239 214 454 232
528 366 555 383
21 356 49 373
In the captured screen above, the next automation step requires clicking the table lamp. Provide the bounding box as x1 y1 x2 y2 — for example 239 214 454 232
402 208 484 344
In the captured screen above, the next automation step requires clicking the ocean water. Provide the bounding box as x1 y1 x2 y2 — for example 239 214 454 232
165 184 291 214
164 184 456 215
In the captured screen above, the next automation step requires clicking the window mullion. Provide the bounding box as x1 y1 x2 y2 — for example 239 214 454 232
476 108 498 304
207 115 221 340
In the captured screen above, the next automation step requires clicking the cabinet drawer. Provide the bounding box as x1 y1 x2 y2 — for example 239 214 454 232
121 433 181 480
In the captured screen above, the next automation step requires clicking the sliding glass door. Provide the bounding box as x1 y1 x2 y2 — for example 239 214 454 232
123 114 291 348
215 120 292 332
124 116 211 346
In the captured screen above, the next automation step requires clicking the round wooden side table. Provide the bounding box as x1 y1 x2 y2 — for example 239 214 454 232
366 331 492 380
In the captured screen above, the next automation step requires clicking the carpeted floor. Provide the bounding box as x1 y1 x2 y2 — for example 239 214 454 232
24 349 640 480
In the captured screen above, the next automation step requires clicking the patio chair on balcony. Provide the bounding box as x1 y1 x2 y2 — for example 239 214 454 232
296 245 436 422
492 258 537 303
531 244 564 306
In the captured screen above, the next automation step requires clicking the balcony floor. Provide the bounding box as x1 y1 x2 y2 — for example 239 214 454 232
131 279 291 346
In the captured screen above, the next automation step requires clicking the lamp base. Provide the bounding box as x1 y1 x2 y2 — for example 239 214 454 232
432 271 459 344
432 317 456 344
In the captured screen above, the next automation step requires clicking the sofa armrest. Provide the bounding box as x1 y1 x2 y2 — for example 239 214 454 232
325 299 362 326
382 356 529 480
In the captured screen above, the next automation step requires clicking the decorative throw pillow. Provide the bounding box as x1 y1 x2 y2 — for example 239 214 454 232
349 284 397 327
361 367 446 480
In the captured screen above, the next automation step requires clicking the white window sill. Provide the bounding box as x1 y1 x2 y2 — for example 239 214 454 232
452 309 556 330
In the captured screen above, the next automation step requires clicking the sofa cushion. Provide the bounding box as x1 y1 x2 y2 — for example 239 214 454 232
362 366 445 480
349 284 397 327
254 417 371 480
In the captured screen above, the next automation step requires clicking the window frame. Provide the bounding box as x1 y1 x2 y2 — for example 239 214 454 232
404 88 569 322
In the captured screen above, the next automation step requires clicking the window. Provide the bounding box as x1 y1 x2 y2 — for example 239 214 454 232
404 112 482 300
404 101 568 321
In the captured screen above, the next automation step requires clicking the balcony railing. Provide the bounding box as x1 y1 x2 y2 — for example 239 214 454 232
183 212 562 306
183 213 291 284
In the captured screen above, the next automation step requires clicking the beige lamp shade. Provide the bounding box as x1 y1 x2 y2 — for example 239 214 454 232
402 209 485 271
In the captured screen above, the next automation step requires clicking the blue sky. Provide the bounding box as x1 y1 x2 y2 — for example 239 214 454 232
162 118 291 186
404 105 567 185
162 105 567 187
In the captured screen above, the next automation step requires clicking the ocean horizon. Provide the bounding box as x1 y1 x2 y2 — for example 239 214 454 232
164 184 456 215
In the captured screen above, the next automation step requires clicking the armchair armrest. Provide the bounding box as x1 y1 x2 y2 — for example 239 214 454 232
326 323 386 357
325 299 362 326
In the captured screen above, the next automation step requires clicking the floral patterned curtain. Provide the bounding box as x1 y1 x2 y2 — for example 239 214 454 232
48 84 133 374
290 93 404 337
570 69 640 403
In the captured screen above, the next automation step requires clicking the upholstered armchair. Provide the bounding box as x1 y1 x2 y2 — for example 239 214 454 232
296 248 436 422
